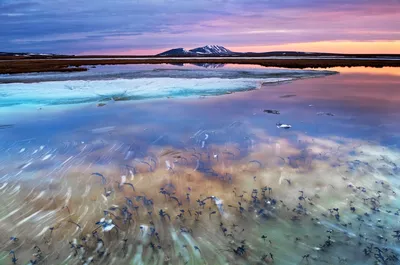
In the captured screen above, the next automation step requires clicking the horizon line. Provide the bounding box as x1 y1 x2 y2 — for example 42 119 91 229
2 40 400 56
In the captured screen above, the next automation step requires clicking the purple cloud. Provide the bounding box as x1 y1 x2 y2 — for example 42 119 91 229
0 0 399 54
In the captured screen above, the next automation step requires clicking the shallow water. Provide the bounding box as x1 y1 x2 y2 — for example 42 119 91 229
0 65 399 265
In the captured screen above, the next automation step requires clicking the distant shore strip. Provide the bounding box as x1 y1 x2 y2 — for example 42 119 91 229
1 57 400 74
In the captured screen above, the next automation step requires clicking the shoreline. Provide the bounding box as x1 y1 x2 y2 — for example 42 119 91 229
1 57 400 74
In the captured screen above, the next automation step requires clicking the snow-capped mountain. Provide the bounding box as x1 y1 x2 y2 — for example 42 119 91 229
189 45 234 55
157 48 194 57
157 45 235 56
155 45 349 57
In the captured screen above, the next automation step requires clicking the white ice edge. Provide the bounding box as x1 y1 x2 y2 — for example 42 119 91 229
0 77 292 107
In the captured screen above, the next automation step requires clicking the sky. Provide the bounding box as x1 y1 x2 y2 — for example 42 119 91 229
1 0 400 55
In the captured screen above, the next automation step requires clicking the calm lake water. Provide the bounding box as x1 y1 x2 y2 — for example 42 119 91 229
0 65 399 265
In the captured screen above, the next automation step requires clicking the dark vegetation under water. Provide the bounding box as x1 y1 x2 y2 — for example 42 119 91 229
1 123 400 265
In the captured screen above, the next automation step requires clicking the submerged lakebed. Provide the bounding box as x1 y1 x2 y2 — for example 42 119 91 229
0 64 400 265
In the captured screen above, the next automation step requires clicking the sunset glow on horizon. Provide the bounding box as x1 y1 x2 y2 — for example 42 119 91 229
78 40 400 56
231 41 400 55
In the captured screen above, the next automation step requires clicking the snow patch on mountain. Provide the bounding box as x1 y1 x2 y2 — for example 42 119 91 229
189 45 234 55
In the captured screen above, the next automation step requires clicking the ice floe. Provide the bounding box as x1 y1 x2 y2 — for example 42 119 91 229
0 68 336 109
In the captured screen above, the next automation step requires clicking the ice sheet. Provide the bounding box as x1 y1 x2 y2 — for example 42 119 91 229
0 68 336 108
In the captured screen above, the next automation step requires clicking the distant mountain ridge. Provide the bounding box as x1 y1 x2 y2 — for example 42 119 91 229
156 45 357 57
189 45 234 55
158 45 235 56
156 48 193 56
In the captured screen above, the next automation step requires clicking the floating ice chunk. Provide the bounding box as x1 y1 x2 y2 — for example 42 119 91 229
276 123 292 129
19 148 25 153
103 222 115 232
96 218 116 232
121 175 126 184
139 224 149 239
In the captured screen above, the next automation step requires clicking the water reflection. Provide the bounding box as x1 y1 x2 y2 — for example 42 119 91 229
191 63 225 69
0 66 399 265
329 67 400 77
164 63 226 68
